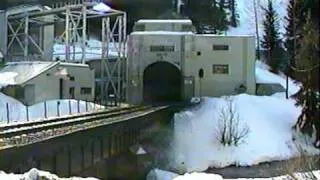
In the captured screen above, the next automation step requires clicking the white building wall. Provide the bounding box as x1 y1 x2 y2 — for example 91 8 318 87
127 33 256 104
25 63 95 104
184 35 256 97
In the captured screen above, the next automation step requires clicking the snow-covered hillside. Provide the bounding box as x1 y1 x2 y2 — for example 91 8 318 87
227 0 289 39
170 61 318 172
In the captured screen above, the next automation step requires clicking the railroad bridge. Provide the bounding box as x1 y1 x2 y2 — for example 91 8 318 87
0 103 188 178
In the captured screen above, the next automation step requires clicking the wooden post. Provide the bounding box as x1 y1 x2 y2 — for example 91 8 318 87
44 101 47 119
6 103 9 124
69 100 72 115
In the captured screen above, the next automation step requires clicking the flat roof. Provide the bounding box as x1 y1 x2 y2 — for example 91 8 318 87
131 31 194 35
136 19 192 24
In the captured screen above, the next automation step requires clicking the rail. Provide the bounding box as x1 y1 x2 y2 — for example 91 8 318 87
0 105 167 147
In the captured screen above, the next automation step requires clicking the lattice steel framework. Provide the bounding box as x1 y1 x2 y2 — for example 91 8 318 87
5 0 127 103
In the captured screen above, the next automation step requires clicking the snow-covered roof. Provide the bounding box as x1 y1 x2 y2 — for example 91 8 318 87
0 61 90 88
0 61 57 88
131 31 194 35
93 2 112 13
136 19 192 24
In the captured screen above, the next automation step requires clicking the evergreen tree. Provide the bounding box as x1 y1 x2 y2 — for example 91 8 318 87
294 12 320 148
260 0 283 73
284 0 296 77
185 0 229 34
228 0 239 27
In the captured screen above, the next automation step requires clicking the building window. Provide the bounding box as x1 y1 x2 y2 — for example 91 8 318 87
69 76 75 81
81 87 92 95
213 64 229 74
150 45 175 52
213 44 229 51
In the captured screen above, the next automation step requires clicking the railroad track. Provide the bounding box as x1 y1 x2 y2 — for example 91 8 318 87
0 105 162 147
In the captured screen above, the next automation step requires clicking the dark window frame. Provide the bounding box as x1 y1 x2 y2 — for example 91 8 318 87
213 44 229 51
150 45 175 52
80 87 92 95
212 64 229 74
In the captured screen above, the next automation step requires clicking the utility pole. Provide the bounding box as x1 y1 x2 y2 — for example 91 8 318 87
253 0 260 60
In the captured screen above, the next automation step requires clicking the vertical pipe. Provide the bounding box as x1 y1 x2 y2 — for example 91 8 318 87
82 5 87 64
24 16 29 60
65 8 70 61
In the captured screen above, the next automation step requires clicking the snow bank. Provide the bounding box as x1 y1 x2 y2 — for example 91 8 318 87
177 171 320 180
0 168 99 180
148 169 320 180
255 60 300 97
146 168 179 180
0 92 103 125
171 94 320 172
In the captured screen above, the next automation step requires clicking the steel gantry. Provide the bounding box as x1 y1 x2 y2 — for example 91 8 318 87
5 0 127 104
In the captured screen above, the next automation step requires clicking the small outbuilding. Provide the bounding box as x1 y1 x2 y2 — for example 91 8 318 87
0 61 95 105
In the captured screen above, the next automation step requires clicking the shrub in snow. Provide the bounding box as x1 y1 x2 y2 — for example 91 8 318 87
215 96 250 146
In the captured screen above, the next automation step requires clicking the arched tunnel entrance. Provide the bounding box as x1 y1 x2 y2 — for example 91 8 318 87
143 62 182 103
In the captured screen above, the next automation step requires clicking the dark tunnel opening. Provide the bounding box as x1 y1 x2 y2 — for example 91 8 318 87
143 62 182 103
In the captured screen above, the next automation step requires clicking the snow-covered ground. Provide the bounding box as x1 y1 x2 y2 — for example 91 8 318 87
255 60 300 97
227 0 289 39
0 168 98 180
170 61 319 172
0 92 103 125
147 168 320 180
